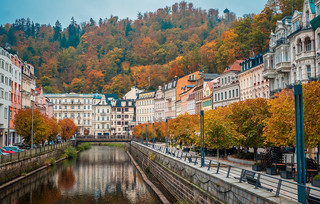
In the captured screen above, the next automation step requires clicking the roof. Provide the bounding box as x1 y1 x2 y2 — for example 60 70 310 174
223 60 243 73
137 91 156 100
109 99 135 107
207 82 214 89
104 94 118 99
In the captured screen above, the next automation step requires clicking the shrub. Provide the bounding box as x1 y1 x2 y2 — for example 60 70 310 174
254 162 262 166
77 143 91 152
45 158 56 166
99 143 125 147
64 146 77 159
314 175 320 181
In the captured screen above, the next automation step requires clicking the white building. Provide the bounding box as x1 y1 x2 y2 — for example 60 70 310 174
239 54 270 100
187 88 196 115
21 62 36 108
213 60 242 109
45 93 95 135
92 93 112 137
0 47 13 147
154 86 165 122
136 91 156 124
164 79 177 119
123 86 144 100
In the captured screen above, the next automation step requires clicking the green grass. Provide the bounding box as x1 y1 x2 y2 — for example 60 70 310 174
77 142 92 152
99 143 125 147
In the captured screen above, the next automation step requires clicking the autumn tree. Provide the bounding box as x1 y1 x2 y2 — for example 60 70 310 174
46 117 61 142
228 98 270 158
14 109 47 145
204 107 237 160
264 89 295 147
58 118 77 140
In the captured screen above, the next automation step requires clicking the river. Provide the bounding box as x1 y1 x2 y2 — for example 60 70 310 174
0 146 162 204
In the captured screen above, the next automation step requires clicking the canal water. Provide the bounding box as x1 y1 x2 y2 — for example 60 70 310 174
0 146 162 204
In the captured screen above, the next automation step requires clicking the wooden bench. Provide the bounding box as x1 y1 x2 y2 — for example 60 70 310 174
247 177 273 192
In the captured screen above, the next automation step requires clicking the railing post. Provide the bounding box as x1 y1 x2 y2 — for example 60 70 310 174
239 169 244 183
255 174 261 189
276 180 282 197
226 166 231 178
208 160 212 170
216 162 221 174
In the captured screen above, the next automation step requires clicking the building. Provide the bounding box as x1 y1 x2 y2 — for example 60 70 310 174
0 47 13 146
202 81 214 111
239 54 270 100
175 100 181 116
21 62 36 108
154 86 165 122
194 73 219 115
136 91 156 124
35 87 53 118
176 71 201 102
212 60 242 109
8 54 22 145
187 87 196 115
123 86 144 100
110 99 135 137
164 79 177 119
263 17 292 96
180 85 195 115
92 93 112 137
45 93 95 135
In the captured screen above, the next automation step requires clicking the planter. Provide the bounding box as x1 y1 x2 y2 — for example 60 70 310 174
266 167 277 175
312 178 320 188
280 170 293 179
252 164 262 171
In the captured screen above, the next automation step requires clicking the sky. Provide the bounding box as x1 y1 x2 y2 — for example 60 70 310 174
0 0 266 28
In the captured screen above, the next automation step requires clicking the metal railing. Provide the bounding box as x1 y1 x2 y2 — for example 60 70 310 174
0 142 70 165
133 141 320 204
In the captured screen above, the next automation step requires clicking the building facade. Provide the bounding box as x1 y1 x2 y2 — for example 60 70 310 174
0 47 13 146
92 93 112 137
239 55 270 100
164 79 177 119
202 82 213 111
154 86 165 122
180 86 195 115
45 93 95 135
123 86 144 100
212 60 242 109
136 91 156 124
187 87 196 115
35 87 53 118
110 99 135 137
21 62 36 108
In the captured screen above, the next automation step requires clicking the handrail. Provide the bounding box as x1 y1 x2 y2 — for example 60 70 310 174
133 141 320 203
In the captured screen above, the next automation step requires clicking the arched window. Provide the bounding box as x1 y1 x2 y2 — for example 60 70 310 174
297 39 302 53
305 37 311 51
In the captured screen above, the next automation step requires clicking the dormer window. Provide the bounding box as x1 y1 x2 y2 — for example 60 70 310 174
306 10 310 28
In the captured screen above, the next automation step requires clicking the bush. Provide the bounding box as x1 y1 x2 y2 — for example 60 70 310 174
99 143 125 147
254 162 262 166
314 175 320 181
235 152 254 160
64 146 77 159
45 158 56 166
78 142 91 152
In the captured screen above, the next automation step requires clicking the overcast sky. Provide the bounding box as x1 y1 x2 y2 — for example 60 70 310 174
0 0 266 28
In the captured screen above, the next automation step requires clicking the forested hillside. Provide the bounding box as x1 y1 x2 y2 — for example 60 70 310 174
0 0 303 97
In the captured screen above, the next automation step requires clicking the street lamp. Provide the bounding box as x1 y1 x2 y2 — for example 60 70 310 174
165 118 168 153
152 122 155 149
200 110 205 167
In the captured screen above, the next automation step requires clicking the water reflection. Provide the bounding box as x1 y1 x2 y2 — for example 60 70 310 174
0 146 161 204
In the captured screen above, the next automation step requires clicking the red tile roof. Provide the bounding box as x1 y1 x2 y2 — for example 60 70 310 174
223 60 243 73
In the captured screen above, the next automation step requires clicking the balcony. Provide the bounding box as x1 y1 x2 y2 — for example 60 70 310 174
275 62 291 72
263 69 277 79
295 50 316 61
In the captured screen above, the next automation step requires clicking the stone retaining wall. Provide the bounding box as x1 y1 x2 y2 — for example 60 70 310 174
131 142 297 204
0 146 68 185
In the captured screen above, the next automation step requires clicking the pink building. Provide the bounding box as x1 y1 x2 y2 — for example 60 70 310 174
35 87 54 118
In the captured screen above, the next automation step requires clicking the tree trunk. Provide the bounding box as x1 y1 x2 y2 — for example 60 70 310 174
254 147 258 162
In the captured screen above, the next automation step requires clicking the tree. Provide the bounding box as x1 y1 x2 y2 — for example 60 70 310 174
58 118 77 140
53 20 62 41
169 113 199 146
228 98 270 158
204 107 236 160
46 117 61 142
14 109 47 145
264 89 295 147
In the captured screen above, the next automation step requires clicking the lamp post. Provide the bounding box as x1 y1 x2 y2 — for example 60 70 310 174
141 125 143 144
200 110 205 167
145 124 148 146
31 99 34 149
165 118 168 154
294 84 306 202
152 122 155 148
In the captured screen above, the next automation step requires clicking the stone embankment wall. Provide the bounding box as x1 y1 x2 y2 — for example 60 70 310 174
0 144 69 185
130 142 296 204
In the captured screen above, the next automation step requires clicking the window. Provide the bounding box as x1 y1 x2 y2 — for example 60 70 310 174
225 91 227 99
229 90 231 98
78 113 80 117
84 120 86 125
236 89 239 97
71 113 74 118
65 106 67 109
102 116 104 121
232 90 235 98
307 65 311 79
98 116 100 121
88 113 90 117
4 107 8 119
88 105 90 109
221 92 223 100
98 109 100 113
88 120 90 125
71 105 74 109
78 105 80 109
64 113 67 118
84 113 86 117
305 37 311 51
117 115 121 118
59 113 62 117
78 120 80 125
